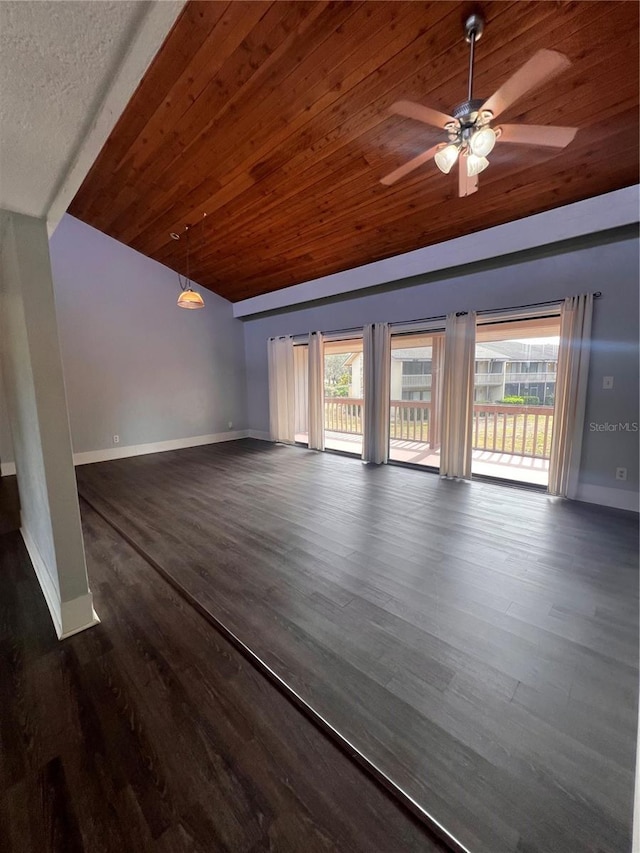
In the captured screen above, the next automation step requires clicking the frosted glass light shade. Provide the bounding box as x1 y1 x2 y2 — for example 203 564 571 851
466 153 489 177
469 126 496 157
177 288 205 309
434 144 460 174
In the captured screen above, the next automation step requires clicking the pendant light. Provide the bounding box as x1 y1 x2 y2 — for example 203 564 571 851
171 216 205 309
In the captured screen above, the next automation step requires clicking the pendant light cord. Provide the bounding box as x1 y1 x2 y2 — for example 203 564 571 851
185 225 190 289
178 213 207 292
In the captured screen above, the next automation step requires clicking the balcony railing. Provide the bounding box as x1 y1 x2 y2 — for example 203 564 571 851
401 374 432 388
324 397 363 435
324 398 554 459
403 373 508 388
504 372 556 383
390 400 430 442
473 403 554 458
474 373 505 386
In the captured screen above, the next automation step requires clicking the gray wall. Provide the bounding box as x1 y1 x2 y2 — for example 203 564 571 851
48 215 248 454
243 232 639 500
0 368 14 470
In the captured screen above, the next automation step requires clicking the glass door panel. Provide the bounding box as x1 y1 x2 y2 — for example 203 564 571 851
323 338 363 455
388 332 444 469
472 316 561 485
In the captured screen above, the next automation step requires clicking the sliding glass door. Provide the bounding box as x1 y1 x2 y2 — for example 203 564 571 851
323 338 364 455
290 313 562 488
472 315 560 485
388 331 444 469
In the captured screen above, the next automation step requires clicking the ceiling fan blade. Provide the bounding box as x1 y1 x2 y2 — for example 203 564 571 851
380 145 441 186
390 100 454 129
458 154 478 198
498 124 578 148
482 50 571 120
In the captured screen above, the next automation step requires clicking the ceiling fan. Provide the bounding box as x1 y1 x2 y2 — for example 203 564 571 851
380 12 578 196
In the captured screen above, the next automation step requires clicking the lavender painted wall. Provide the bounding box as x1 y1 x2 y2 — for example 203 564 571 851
242 232 639 505
48 215 247 454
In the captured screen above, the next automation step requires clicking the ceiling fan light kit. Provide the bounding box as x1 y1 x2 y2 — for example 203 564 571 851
466 153 489 177
434 143 459 174
381 12 578 196
469 125 497 158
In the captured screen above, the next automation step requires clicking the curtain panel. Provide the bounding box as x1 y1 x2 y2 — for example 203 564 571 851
548 294 593 498
362 322 391 464
308 331 325 451
440 312 476 479
268 335 295 443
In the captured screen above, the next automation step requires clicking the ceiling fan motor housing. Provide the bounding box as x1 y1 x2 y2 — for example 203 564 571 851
452 98 487 126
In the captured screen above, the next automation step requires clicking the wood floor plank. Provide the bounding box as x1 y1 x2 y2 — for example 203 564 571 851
75 440 638 853
0 516 448 853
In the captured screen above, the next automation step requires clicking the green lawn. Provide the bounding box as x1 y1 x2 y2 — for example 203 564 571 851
473 412 553 457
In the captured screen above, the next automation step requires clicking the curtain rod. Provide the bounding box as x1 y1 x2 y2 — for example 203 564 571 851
473 291 601 318
399 293 602 324
271 327 364 342
271 293 602 340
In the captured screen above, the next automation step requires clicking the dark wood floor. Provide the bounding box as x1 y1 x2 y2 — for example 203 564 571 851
0 505 449 853
75 439 639 853
0 475 20 535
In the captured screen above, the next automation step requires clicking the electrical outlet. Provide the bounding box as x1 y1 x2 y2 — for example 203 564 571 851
616 467 627 481
603 376 614 390
228 421 233 429
113 434 120 445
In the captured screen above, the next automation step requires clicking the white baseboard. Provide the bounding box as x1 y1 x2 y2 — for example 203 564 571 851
247 429 271 441
21 524 100 639
1 461 16 476
21 524 63 636
73 429 250 466
60 595 100 639
576 483 639 513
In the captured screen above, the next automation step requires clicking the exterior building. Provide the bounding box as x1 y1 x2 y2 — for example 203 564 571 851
389 341 558 405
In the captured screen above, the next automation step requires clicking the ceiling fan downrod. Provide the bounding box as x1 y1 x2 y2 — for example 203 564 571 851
465 13 484 103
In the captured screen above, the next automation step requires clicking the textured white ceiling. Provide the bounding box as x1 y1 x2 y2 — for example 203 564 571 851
0 0 182 221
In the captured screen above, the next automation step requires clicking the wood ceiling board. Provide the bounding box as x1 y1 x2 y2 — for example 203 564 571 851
191 109 637 258
76 2 584 251
190 115 637 278
121 0 450 253
69 1 640 303
123 1 541 255
212 144 639 300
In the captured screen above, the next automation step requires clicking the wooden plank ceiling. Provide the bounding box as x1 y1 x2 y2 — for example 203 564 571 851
69 1 639 303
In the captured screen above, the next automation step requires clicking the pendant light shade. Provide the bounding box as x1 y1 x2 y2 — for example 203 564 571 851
177 288 205 309
434 143 460 174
